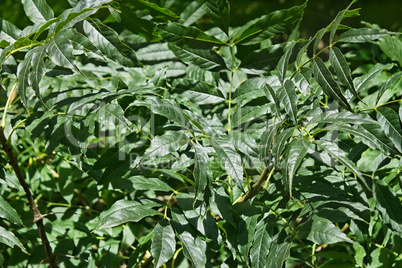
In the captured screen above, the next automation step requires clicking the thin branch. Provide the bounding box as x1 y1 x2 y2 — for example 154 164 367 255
234 166 273 204
0 127 59 268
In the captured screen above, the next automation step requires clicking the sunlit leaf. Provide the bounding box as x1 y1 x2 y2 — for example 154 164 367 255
21 0 54 24
376 107 402 153
338 28 393 43
204 0 230 34
151 220 176 267
0 196 22 226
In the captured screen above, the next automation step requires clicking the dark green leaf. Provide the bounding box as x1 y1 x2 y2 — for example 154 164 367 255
119 5 159 41
30 46 47 98
234 2 306 45
143 131 188 160
312 57 352 111
168 43 226 71
151 220 176 267
16 50 35 107
127 0 179 21
204 0 230 34
127 176 172 192
193 143 211 200
95 200 159 230
299 215 353 245
0 196 22 226
354 63 394 92
250 222 271 268
272 127 296 168
378 35 402 66
376 72 402 106
178 231 207 268
309 110 376 125
277 42 294 84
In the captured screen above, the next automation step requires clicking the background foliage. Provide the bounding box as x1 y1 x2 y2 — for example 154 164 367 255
0 0 402 267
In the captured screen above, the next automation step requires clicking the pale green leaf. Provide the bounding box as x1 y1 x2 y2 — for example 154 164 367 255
127 176 172 192
309 110 376 125
378 35 402 66
178 231 207 268
277 42 294 84
376 72 402 106
338 28 393 43
143 131 188 160
95 200 159 230
250 222 271 268
376 107 402 153
211 136 244 187
30 45 47 98
46 31 80 72
0 226 27 253
0 19 21 43
278 79 298 125
137 43 175 61
151 220 176 267
353 63 394 92
21 0 54 24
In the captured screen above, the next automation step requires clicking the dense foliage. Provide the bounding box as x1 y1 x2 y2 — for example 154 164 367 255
0 0 402 267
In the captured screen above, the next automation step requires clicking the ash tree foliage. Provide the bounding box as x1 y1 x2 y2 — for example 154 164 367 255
0 0 402 267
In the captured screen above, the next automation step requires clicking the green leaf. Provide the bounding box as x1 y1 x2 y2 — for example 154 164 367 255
16 50 35 107
284 139 310 197
231 104 269 128
353 63 394 92
151 220 176 268
127 0 179 21
316 140 370 190
233 77 268 101
30 46 47 98
312 57 352 111
378 35 402 66
234 2 306 45
119 5 159 41
158 22 225 48
178 231 207 268
203 0 230 34
277 42 294 84
264 83 281 117
137 43 175 61
193 143 211 200
329 0 356 44
266 231 292 268
168 43 226 71
0 226 27 254
181 1 206 26
309 110 376 125
250 222 271 268
259 121 281 161
278 79 298 125
376 72 402 106
376 107 402 153
272 127 296 168
373 179 402 233
211 136 244 187
21 0 54 24
82 19 140 67
46 31 80 72
146 97 191 127
0 19 21 43
0 196 23 226
143 131 188 160
299 215 353 245
329 47 358 99
95 200 159 230
240 44 284 74
127 176 172 192
338 28 393 43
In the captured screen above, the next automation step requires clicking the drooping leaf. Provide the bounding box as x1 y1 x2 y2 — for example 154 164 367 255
151 220 176 268
277 42 294 84
240 44 284 74
272 127 296 168
338 28 393 43
181 1 206 26
373 179 402 233
145 97 192 128
193 143 211 201
82 19 140 67
119 5 159 41
278 79 298 125
378 35 402 66
16 50 35 107
312 57 352 111
203 0 230 34
264 83 281 117
266 231 292 268
284 139 310 197
29 45 47 98
259 121 281 162
127 176 172 192
234 2 306 45
329 47 358 99
178 231 207 268
0 196 23 226
143 131 188 161
21 0 54 24
376 107 402 153
95 200 159 230
0 19 21 43
0 226 27 254
353 63 394 92
316 140 370 190
168 43 226 71
210 136 244 187
329 0 357 44
299 215 353 245
250 222 272 268
158 22 225 48
231 104 269 128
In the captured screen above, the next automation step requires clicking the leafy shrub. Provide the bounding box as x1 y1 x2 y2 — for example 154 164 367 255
0 0 401 267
